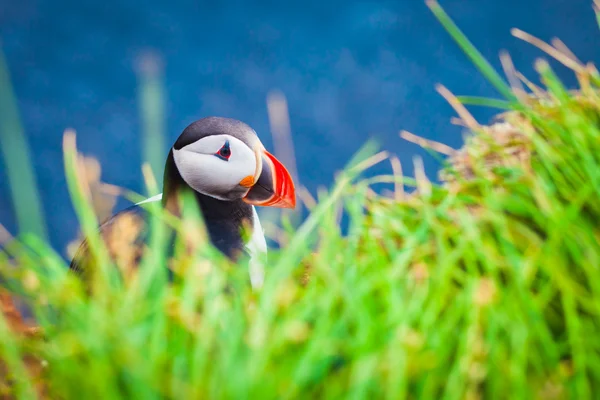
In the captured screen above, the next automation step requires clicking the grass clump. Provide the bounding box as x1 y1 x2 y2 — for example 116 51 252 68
2 2 600 399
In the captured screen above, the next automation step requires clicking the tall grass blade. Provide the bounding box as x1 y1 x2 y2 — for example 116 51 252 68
426 0 516 101
62 130 114 292
136 51 166 185
0 48 47 241
592 0 600 30
456 96 511 109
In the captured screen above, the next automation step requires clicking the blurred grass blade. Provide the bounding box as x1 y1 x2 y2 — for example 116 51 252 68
266 89 301 227
0 48 47 240
266 89 299 187
426 0 516 101
134 163 169 297
456 96 511 109
62 129 112 286
343 138 381 176
136 51 166 186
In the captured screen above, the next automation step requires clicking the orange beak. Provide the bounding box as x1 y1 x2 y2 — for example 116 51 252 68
243 150 296 208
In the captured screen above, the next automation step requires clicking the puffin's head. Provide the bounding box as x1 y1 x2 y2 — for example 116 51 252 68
170 117 296 208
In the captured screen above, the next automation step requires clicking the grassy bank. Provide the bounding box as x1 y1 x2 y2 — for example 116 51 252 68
2 1 600 398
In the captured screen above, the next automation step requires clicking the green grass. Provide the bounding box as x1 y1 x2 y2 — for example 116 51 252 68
136 51 167 185
2 2 600 398
0 48 47 241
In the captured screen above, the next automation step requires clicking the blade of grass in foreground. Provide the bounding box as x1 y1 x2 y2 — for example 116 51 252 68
426 0 516 102
0 48 47 241
62 129 116 295
455 96 511 109
265 89 302 228
137 51 166 185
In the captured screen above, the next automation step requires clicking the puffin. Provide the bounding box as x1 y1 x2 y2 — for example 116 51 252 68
70 117 296 288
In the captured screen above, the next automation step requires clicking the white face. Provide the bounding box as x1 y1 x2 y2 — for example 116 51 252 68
172 134 260 200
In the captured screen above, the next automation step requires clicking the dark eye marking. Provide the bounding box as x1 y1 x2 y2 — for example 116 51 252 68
214 140 231 161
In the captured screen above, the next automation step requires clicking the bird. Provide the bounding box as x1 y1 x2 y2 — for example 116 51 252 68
70 116 296 288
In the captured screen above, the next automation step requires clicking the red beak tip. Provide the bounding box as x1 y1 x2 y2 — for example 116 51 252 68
273 195 296 209
284 198 296 209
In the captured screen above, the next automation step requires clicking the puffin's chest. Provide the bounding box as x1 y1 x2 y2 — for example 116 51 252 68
203 214 251 259
190 203 267 288
138 193 259 260
195 195 257 260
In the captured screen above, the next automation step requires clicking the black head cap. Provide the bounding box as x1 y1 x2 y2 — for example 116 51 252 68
173 117 261 150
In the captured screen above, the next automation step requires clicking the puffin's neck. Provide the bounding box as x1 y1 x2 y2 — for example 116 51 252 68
161 149 254 259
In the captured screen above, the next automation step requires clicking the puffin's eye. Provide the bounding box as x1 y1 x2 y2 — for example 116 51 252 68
215 140 231 161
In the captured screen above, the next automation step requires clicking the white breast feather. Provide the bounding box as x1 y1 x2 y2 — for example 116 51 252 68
136 193 163 205
245 206 267 290
137 194 267 289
